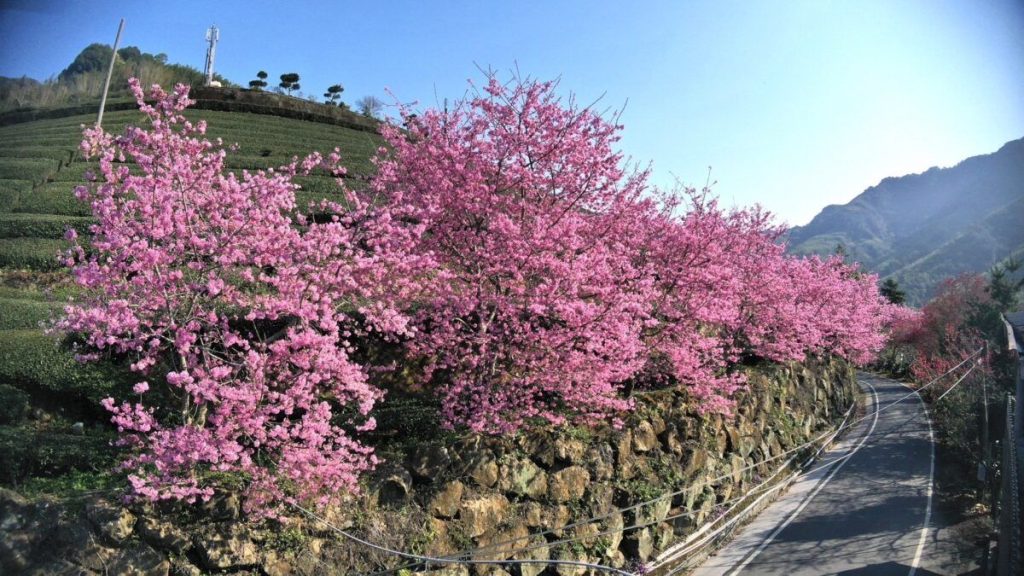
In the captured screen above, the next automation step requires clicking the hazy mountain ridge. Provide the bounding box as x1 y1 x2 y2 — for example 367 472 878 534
787 137 1024 305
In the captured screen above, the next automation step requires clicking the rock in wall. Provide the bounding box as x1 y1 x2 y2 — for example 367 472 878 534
0 356 856 575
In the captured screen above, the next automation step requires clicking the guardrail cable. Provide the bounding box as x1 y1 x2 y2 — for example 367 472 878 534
288 501 637 576
354 348 982 575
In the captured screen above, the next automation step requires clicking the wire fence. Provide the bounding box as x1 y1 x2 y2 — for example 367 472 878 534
994 395 1022 576
300 344 1024 576
289 351 985 575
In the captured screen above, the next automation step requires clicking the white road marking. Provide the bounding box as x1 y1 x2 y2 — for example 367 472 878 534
726 380 880 575
905 383 935 576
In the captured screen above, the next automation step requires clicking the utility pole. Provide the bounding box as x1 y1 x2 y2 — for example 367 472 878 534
204 25 219 86
96 18 125 128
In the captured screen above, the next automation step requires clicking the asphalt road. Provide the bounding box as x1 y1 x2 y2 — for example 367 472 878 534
691 372 949 576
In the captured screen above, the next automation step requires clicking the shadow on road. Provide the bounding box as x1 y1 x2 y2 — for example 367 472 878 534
834 561 942 575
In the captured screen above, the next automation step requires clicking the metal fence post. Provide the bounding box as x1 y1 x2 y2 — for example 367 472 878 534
1016 361 1024 576
996 396 1020 576
996 314 1024 575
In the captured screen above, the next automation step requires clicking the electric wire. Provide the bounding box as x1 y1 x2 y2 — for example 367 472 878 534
362 371 973 576
362 402 856 576
289 501 637 576
935 362 979 402
662 365 982 575
355 348 982 575
373 362 981 576
361 391 859 576
417 350 984 563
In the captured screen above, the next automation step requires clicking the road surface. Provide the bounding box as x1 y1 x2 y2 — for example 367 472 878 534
691 372 952 576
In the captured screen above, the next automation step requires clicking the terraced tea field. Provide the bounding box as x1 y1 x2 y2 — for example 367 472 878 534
0 106 381 491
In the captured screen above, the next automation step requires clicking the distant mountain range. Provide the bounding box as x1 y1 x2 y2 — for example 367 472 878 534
786 137 1024 306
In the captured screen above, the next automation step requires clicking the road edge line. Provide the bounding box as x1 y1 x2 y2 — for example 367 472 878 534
904 382 935 576
725 378 881 575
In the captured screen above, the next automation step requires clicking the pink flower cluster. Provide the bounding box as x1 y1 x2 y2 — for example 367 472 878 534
890 275 991 384
62 80 426 515
63 76 898 515
374 76 899 431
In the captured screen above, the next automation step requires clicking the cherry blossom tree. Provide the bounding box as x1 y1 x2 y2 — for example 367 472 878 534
634 193 779 412
63 75 900 515
374 74 896 429
894 274 994 384
60 80 428 515
373 76 656 433
633 192 896 413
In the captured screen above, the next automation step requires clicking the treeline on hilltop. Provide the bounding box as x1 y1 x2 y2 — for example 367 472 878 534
0 44 388 132
0 43 230 113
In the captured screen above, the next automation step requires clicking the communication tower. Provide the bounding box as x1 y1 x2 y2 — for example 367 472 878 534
204 25 220 86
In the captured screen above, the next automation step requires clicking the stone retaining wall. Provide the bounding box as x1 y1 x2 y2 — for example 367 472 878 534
0 356 856 575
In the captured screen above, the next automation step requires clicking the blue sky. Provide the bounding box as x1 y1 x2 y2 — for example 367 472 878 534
1 0 1022 226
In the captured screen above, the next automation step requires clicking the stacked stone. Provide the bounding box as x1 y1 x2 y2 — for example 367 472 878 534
0 356 856 575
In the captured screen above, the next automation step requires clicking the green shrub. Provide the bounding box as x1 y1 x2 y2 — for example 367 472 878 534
0 237 66 270
0 99 139 127
294 175 346 195
0 286 40 300
0 425 119 486
0 179 32 211
0 158 59 183
17 469 121 500
0 137 81 152
0 105 381 197
0 213 93 239
223 154 293 171
13 182 90 216
0 146 75 164
180 93 380 136
0 284 80 302
0 296 59 329
0 384 30 424
0 329 133 406
48 161 102 182
267 526 309 552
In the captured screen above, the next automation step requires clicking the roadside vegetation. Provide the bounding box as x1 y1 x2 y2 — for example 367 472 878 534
878 262 1023 562
882 264 1023 456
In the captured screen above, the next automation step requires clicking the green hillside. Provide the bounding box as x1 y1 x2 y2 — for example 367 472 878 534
0 105 381 492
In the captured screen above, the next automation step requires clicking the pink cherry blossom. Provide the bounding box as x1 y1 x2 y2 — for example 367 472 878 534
61 80 427 516
63 75 898 516
375 74 897 429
